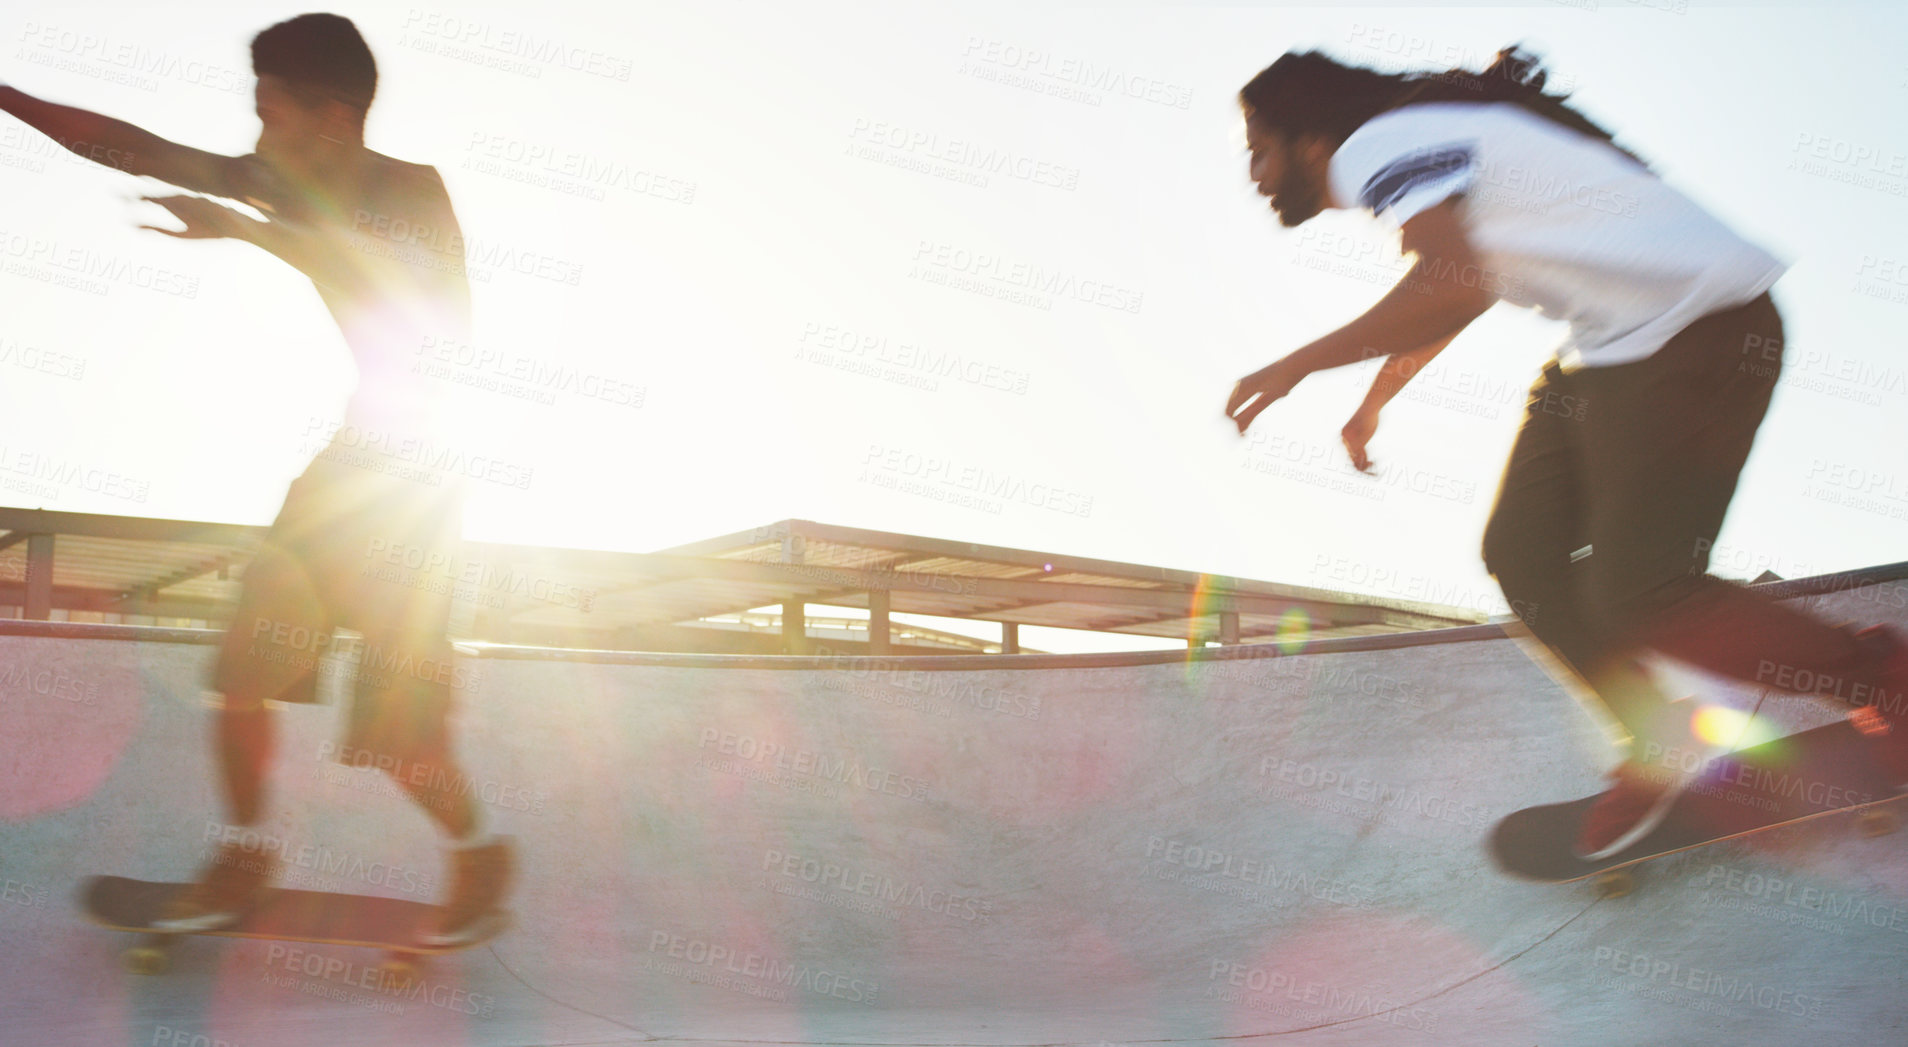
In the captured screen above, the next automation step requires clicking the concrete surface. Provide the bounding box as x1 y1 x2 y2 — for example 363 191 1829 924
3 570 1907 1046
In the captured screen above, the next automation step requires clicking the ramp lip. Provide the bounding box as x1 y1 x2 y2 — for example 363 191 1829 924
2 561 1900 670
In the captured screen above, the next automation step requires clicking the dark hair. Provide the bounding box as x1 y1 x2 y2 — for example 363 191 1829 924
1239 45 1645 168
251 13 377 115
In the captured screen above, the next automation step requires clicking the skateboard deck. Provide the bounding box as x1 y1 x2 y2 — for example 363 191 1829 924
80 875 506 974
1489 719 1906 887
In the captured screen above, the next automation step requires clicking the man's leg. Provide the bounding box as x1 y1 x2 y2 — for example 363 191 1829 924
334 475 512 942
157 534 334 930
211 544 332 821
1574 294 1900 725
347 613 513 944
1482 364 1681 747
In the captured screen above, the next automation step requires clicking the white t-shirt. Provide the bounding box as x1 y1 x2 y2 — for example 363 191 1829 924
1327 102 1786 369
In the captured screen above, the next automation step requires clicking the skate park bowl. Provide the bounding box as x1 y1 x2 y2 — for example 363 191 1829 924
3 564 1906 1046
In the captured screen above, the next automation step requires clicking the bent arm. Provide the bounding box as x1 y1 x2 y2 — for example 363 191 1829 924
1285 200 1496 377
1226 197 1496 435
1355 331 1459 418
0 84 240 194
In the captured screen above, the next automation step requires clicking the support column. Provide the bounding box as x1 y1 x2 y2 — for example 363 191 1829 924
867 590 890 655
24 533 53 620
782 600 807 655
781 530 807 655
1219 610 1240 646
1001 621 1019 655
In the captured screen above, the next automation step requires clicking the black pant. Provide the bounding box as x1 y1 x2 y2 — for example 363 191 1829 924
1483 293 1866 748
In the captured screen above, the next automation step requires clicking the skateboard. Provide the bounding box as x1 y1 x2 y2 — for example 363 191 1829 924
79 875 507 980
1489 719 1907 894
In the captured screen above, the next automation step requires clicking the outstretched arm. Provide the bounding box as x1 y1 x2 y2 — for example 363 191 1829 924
1226 198 1497 434
140 195 360 292
0 84 243 195
1341 331 1460 471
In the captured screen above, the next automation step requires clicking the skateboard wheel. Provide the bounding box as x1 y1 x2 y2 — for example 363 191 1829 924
1858 810 1899 838
1595 870 1636 899
121 947 169 975
379 957 421 989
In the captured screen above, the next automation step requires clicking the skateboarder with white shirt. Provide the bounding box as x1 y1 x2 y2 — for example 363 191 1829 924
1223 46 1908 858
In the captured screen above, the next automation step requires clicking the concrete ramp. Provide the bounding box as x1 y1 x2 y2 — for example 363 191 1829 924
4 570 1907 1045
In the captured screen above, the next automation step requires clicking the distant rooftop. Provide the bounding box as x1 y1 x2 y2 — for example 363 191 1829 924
0 508 1485 655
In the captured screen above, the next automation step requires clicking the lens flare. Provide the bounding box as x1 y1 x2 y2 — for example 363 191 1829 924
1690 704 1776 751
1274 607 1312 654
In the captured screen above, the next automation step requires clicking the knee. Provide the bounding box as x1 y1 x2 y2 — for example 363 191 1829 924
1481 511 1543 588
1590 573 1710 639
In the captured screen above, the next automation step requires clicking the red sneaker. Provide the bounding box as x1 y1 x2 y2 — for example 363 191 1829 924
1848 626 1908 783
1852 625 1908 724
1574 761 1688 861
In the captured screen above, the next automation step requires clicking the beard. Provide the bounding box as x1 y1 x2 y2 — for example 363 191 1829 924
1269 164 1327 227
1263 134 1328 226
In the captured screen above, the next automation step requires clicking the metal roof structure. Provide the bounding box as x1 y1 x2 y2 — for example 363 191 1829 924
0 508 1485 654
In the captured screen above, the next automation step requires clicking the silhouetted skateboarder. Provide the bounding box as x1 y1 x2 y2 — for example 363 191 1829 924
2 13 512 942
1223 46 1908 859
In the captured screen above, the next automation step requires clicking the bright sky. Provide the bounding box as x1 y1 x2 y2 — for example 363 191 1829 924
3 2 1904 651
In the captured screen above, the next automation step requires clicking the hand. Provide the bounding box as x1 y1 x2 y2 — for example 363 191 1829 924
1341 407 1380 472
1226 356 1307 435
139 194 247 240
